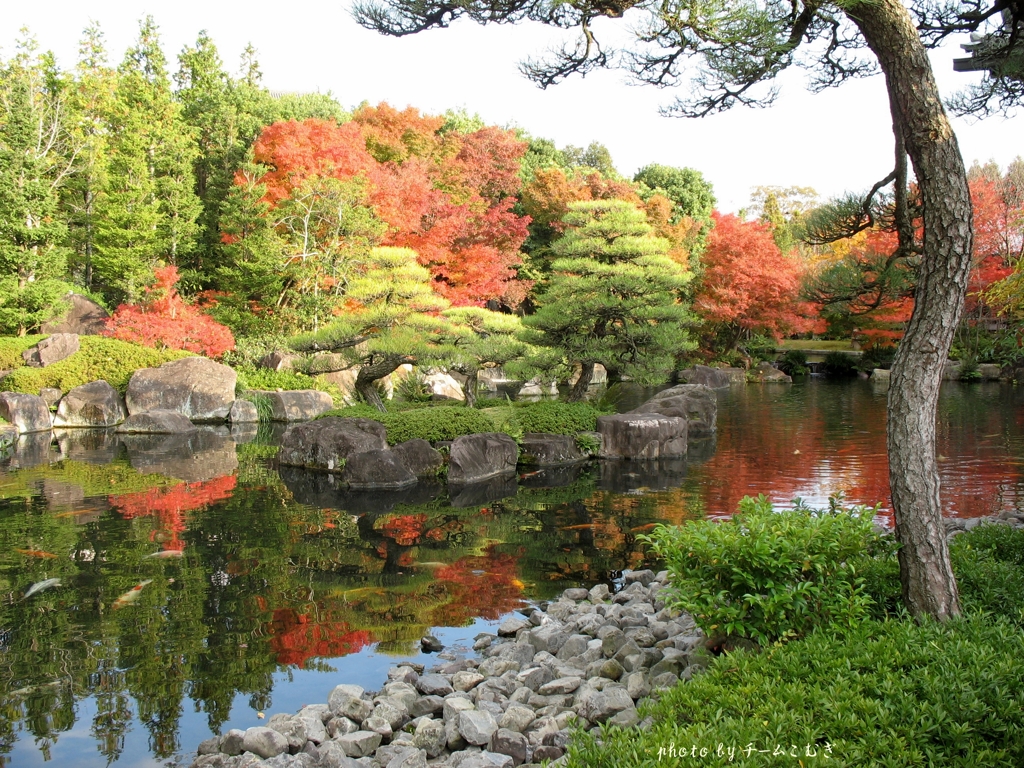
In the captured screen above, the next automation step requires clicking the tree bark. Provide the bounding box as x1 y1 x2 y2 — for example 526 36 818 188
355 354 408 413
567 362 595 402
849 0 970 620
462 369 479 408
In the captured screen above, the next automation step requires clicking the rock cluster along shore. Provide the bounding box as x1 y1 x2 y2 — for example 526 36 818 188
190 570 708 768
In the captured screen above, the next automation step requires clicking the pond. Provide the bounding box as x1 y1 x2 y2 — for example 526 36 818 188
2 379 1024 767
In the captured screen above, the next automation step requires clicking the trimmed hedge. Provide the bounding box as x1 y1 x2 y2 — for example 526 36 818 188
512 401 605 434
1 337 190 394
0 335 46 370
320 405 497 445
235 365 343 401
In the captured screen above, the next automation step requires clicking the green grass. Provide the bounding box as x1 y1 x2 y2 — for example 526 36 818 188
776 339 857 351
319 405 498 444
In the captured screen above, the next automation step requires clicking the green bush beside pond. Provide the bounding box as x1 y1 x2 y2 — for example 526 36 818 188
319 405 497 445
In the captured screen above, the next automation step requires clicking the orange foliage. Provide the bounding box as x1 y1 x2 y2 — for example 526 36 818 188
520 167 641 233
379 513 428 547
104 266 235 357
696 213 821 340
248 109 530 306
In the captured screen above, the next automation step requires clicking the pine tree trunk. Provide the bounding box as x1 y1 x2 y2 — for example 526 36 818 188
567 362 595 403
849 0 970 620
355 355 407 413
463 370 479 408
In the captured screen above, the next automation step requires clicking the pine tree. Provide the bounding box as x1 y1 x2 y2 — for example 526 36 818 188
94 17 200 302
522 200 696 401
0 35 76 334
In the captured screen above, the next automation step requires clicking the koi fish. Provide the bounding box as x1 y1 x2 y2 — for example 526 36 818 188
519 471 544 479
23 578 61 599
15 549 58 559
111 580 153 610
560 523 596 531
144 550 184 559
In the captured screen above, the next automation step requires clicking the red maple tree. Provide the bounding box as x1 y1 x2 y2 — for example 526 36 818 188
695 213 821 348
104 266 236 357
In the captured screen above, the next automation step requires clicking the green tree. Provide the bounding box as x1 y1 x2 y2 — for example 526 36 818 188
438 307 536 406
62 22 116 290
522 199 695 402
353 0 1007 621
633 163 716 223
0 34 76 335
290 246 452 410
94 17 201 303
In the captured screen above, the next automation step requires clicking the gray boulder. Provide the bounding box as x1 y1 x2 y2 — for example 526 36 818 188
39 388 63 408
0 392 52 434
674 364 734 389
448 432 518 485
341 449 417 490
277 418 387 472
596 413 687 459
335 730 382 758
126 357 237 421
518 433 586 467
258 350 301 372
250 390 333 422
116 410 196 434
391 439 444 477
23 333 80 367
489 728 529 766
458 710 499 745
631 384 717 436
241 726 289 759
748 361 792 383
576 685 636 724
53 381 127 428
41 294 109 335
416 673 455 696
229 399 259 423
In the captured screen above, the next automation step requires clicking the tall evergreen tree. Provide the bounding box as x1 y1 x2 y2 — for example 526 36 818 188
0 35 76 334
522 199 696 401
95 17 200 302
63 22 116 289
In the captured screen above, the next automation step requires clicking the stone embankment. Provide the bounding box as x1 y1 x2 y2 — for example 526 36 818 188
189 570 709 768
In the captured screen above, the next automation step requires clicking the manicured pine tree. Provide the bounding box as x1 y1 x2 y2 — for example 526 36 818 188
0 35 76 334
522 199 696 401
290 246 452 411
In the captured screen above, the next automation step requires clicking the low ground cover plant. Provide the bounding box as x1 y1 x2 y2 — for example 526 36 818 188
0 335 45 370
320 405 496 444
1 337 190 393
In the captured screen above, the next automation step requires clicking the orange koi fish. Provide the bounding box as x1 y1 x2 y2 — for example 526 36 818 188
111 579 153 610
15 549 58 559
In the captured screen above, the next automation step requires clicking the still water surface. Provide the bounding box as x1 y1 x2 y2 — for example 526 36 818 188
2 379 1024 766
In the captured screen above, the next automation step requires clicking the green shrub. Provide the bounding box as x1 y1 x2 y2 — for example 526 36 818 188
776 349 810 376
394 368 434 403
1 337 191 394
950 524 1024 622
513 401 604 434
858 343 897 371
566 614 1024 768
319 405 497 445
0 335 46 370
643 495 879 644
819 350 859 377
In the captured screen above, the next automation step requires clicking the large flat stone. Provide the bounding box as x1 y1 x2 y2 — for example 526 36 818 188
251 389 334 422
341 449 418 490
448 432 518 485
126 357 236 421
518 433 586 466
631 384 717 436
596 413 687 459
53 380 127 428
277 417 388 472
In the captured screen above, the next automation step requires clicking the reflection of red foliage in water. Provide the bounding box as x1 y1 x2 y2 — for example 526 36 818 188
379 514 427 547
432 546 524 625
268 608 375 667
109 475 237 552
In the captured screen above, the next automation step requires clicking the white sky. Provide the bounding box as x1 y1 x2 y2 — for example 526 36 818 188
3 1 1021 212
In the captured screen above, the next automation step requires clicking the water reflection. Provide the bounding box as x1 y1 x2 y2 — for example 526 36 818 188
1 380 1024 765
